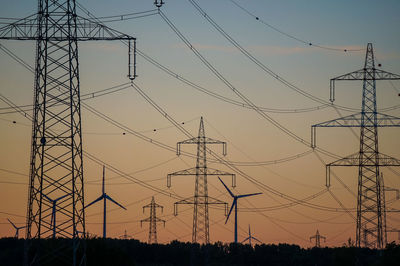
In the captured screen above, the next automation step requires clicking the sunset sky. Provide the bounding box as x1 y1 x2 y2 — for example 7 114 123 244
0 0 399 247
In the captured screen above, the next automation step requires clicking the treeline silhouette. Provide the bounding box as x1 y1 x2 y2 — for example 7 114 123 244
0 237 399 265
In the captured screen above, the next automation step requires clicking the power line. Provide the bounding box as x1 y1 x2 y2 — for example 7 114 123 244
228 0 364 53
157 9 341 160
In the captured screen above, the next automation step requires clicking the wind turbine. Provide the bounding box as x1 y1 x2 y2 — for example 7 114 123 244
218 177 261 243
242 225 262 246
41 192 70 238
7 218 25 238
86 165 127 238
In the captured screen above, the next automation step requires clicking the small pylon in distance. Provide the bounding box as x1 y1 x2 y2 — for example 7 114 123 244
141 196 165 244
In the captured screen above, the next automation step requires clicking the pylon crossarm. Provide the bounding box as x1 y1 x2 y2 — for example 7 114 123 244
0 14 136 41
173 198 195 216
0 14 38 40
311 113 400 147
327 152 400 167
167 167 235 187
326 152 400 187
331 69 366 81
154 217 166 225
331 67 400 81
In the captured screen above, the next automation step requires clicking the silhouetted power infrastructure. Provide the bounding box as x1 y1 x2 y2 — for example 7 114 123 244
41 192 70 239
0 0 136 239
0 0 136 263
312 43 400 248
310 230 326 248
141 196 165 244
86 166 127 239
7 219 26 239
242 225 262 246
219 177 261 244
167 117 234 244
119 230 132 240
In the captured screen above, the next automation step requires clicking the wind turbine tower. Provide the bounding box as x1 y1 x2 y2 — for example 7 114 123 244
141 196 165 244
219 177 261 244
167 117 235 244
242 225 262 246
310 230 326 248
86 166 127 238
41 193 70 238
7 219 26 238
312 43 400 248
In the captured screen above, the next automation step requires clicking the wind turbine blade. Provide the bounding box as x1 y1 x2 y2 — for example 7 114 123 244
218 176 234 197
237 192 262 199
55 193 70 202
225 199 236 224
41 193 53 203
102 165 105 195
241 237 250 243
105 195 127 210
85 195 104 208
7 219 17 229
252 236 262 243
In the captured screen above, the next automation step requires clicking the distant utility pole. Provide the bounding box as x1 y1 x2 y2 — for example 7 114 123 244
310 230 326 248
119 230 132 240
312 43 400 249
141 196 165 244
167 117 235 244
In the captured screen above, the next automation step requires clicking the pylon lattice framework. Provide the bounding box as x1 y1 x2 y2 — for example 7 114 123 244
167 117 234 244
0 0 136 240
310 230 326 248
141 196 165 244
312 43 400 248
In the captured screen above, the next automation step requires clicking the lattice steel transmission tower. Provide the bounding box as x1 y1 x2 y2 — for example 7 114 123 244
0 0 136 240
310 230 326 248
167 117 234 244
141 196 165 244
0 2 137 263
312 43 400 249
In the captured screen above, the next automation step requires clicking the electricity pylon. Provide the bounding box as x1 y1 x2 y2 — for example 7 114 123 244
7 219 26 238
141 196 165 244
86 166 127 239
242 225 262 246
310 230 326 248
0 0 136 241
119 230 132 240
311 43 400 248
219 177 261 244
167 117 234 244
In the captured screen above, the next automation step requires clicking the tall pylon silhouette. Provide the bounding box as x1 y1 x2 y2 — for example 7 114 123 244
141 196 165 244
312 43 400 248
219 177 261 244
7 219 26 238
310 230 326 248
86 166 127 238
242 225 262 246
0 0 136 241
0 1 137 263
167 117 234 244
